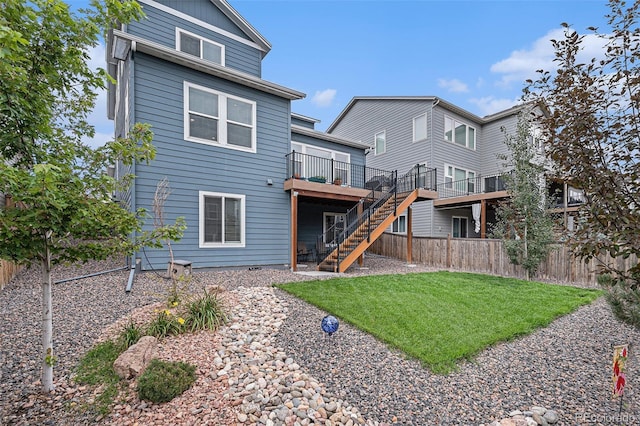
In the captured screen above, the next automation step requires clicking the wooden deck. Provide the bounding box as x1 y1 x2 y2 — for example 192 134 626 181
284 178 438 202
433 190 509 208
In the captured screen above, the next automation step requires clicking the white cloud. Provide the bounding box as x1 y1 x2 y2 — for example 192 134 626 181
312 89 337 107
437 78 469 93
490 28 608 89
469 96 521 116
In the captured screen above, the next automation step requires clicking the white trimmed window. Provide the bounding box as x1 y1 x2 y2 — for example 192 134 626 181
199 191 245 248
444 116 476 150
375 131 386 155
176 28 225 65
291 142 351 184
184 82 256 152
413 113 427 142
391 214 407 234
452 216 468 238
444 164 476 193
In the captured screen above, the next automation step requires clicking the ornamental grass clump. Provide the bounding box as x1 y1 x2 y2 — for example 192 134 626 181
117 320 144 351
137 359 196 403
183 289 229 332
145 309 186 339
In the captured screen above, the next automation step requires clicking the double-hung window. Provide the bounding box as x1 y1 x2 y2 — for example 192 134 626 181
375 131 386 155
185 82 256 152
444 165 476 194
413 114 427 142
176 28 224 65
199 191 245 247
444 116 475 150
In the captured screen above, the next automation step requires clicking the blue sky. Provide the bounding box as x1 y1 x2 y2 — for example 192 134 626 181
70 0 612 145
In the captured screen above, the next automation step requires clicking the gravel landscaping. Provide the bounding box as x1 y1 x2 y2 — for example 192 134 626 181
1 254 639 425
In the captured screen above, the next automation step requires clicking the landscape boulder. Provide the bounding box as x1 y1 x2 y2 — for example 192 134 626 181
113 336 158 379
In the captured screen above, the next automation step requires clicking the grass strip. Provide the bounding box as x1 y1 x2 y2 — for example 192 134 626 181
277 271 602 374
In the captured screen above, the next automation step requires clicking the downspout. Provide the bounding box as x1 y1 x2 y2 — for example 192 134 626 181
54 266 129 285
126 45 138 293
430 98 440 236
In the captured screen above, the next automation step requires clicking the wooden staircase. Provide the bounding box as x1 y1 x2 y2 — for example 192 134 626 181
318 189 419 273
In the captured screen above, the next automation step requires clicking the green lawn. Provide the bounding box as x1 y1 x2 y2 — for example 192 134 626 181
276 271 602 374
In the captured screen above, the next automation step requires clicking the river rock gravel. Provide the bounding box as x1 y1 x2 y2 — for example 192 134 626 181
1 254 639 425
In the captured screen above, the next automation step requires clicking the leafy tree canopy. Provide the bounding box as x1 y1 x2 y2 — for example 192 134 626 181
524 0 640 282
491 110 555 280
0 0 185 392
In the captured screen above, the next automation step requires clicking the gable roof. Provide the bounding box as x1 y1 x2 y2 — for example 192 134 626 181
326 96 528 133
110 30 305 101
138 0 271 57
209 0 272 56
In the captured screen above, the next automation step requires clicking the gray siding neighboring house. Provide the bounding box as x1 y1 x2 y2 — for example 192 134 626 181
327 96 526 239
108 0 370 271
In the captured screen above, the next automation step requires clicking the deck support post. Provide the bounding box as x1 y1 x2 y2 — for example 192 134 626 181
357 201 364 266
481 199 487 239
291 191 298 272
406 206 413 263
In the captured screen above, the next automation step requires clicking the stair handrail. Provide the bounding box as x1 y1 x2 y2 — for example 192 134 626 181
316 170 393 264
316 164 436 268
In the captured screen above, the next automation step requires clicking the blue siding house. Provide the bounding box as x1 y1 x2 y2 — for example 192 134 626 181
107 0 436 273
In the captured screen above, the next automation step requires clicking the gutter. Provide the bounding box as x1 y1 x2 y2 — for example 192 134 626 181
112 30 305 101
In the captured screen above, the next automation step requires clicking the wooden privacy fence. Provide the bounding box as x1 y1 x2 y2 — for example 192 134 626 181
0 195 23 289
0 260 22 290
368 233 638 286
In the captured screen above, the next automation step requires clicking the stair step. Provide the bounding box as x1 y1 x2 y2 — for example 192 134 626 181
317 188 417 273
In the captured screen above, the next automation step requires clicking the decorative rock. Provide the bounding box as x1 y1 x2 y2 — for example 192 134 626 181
543 410 558 424
532 412 548 426
489 406 558 426
112 336 158 379
531 406 546 416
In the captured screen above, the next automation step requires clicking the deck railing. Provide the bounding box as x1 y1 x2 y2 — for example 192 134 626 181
436 172 509 199
316 164 437 266
286 152 437 191
437 172 586 209
286 151 395 189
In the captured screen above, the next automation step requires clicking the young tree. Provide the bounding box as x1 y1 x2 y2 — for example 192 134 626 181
0 0 185 392
491 110 555 281
524 0 640 323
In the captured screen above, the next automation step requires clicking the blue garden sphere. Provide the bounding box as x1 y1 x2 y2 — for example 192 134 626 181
321 315 339 336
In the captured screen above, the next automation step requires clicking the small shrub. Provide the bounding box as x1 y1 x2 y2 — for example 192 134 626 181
117 320 143 350
137 359 196 403
183 289 229 332
145 310 185 339
599 274 640 330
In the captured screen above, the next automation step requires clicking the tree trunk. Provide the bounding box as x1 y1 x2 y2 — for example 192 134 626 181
524 223 530 281
41 239 54 392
